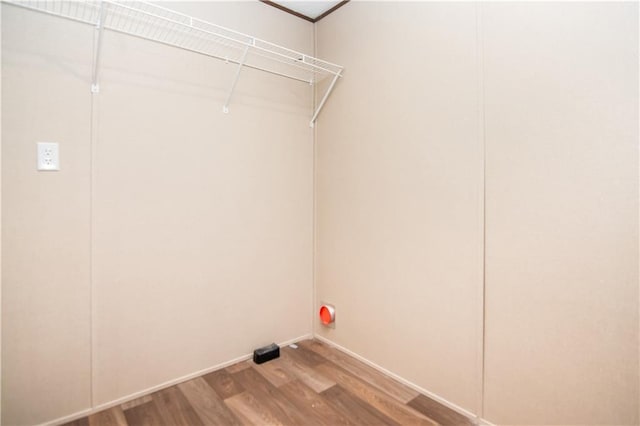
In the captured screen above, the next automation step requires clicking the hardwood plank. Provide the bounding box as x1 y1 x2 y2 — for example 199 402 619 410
88 407 127 426
408 394 474 426
232 366 307 425
315 362 436 426
121 395 152 411
300 340 419 403
224 391 283 425
62 417 90 426
321 384 400 426
64 339 466 426
203 368 245 400
226 360 252 374
123 401 164 426
280 348 335 393
178 377 243 425
286 342 329 366
252 357 296 387
152 385 204 426
278 380 348 425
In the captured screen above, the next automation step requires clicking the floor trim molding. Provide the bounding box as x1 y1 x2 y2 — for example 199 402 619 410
42 333 497 426
42 333 313 426
313 334 494 426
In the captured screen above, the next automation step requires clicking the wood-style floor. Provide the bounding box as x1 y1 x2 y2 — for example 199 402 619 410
64 339 473 426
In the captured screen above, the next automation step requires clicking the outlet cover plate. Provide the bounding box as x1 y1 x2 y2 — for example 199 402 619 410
37 142 59 171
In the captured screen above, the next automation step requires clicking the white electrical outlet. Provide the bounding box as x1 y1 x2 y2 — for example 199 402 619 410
37 142 59 171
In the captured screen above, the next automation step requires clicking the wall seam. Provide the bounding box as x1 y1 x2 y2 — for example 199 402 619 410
89 98 96 409
475 2 487 423
311 20 318 338
89 50 98 410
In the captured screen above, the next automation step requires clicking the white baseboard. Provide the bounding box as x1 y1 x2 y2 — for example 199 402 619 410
313 334 495 426
43 333 313 426
43 333 497 426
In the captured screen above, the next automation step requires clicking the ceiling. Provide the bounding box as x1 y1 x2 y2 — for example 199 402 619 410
268 1 344 21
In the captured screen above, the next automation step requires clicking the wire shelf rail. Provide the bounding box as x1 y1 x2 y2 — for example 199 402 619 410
4 0 343 126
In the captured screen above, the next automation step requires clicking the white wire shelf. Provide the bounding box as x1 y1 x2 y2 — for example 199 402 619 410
4 0 344 126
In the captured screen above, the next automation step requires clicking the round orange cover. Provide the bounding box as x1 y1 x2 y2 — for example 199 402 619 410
319 306 333 325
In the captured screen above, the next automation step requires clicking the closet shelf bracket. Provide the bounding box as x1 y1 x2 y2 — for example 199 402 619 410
91 1 107 94
4 0 345 125
223 43 251 114
310 71 341 128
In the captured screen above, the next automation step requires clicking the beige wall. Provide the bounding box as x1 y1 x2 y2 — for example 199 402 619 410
2 2 313 424
482 3 639 424
315 1 484 415
2 7 93 424
3 1 638 425
315 1 638 424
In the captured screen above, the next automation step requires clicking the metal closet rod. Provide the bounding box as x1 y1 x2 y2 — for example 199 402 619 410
106 28 316 84
4 0 344 126
108 0 342 78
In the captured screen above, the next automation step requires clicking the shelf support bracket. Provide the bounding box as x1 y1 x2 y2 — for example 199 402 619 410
310 72 341 128
223 44 251 113
91 1 107 94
